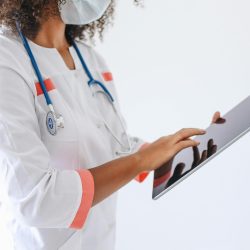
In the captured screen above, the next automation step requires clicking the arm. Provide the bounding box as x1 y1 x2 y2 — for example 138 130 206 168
89 127 206 206
135 142 151 183
0 68 94 229
89 154 142 206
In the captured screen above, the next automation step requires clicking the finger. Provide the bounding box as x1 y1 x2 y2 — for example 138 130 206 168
175 139 200 153
191 146 200 169
172 163 186 178
207 138 214 147
209 144 217 157
211 111 221 124
215 117 226 124
174 128 206 143
166 163 186 188
207 138 214 157
199 150 207 163
155 158 174 178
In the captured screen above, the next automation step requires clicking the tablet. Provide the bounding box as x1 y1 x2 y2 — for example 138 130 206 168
153 95 250 200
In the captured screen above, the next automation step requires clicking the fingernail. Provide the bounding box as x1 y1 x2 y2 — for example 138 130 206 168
200 129 206 133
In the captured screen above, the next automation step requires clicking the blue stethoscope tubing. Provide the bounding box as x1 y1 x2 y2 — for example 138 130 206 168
72 41 114 103
16 22 114 106
16 22 53 106
16 23 132 155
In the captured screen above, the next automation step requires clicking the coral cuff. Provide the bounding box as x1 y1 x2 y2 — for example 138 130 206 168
70 169 95 229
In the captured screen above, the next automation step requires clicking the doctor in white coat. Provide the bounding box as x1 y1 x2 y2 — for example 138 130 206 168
0 0 221 249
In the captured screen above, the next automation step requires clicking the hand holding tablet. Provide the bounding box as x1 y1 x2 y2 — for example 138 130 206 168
153 96 250 199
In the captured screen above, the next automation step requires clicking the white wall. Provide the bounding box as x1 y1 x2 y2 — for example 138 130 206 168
97 0 250 249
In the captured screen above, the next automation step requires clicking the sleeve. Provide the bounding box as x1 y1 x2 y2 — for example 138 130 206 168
121 119 151 183
0 67 94 229
135 142 151 183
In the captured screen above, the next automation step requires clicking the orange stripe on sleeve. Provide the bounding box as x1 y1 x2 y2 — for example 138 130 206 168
35 78 56 96
70 169 95 230
102 72 113 82
135 171 149 183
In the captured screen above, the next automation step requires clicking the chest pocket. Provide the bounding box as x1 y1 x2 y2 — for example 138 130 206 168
35 79 79 171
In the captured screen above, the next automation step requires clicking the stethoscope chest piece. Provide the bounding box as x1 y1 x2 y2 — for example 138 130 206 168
16 25 133 154
46 111 64 136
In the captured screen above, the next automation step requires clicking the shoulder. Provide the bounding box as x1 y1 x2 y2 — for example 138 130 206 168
0 32 35 93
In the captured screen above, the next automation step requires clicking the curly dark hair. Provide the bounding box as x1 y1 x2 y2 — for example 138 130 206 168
0 0 142 42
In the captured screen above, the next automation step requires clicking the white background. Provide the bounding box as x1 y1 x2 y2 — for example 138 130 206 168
1 0 250 249
97 0 250 250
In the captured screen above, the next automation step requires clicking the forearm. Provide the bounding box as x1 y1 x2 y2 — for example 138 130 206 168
89 153 142 206
89 127 206 207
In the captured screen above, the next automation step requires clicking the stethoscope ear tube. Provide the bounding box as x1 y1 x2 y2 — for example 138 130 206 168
71 40 114 102
16 22 53 106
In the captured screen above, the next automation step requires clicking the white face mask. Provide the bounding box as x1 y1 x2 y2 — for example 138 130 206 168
59 0 111 25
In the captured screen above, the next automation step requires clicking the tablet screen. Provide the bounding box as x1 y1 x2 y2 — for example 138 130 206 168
153 95 250 199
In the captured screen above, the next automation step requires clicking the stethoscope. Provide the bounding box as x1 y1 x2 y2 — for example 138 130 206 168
16 23 133 156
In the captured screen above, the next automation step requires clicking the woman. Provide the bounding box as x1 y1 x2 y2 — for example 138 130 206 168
0 1 220 249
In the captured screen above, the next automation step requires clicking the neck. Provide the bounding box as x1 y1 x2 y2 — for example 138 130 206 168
32 16 69 51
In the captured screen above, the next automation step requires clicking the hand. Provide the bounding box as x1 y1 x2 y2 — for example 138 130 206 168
154 111 223 184
136 128 206 172
165 111 224 188
165 111 223 188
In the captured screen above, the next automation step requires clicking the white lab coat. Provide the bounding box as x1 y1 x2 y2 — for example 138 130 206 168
0 33 148 250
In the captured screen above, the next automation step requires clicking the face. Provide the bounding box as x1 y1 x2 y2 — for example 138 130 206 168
59 0 112 25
